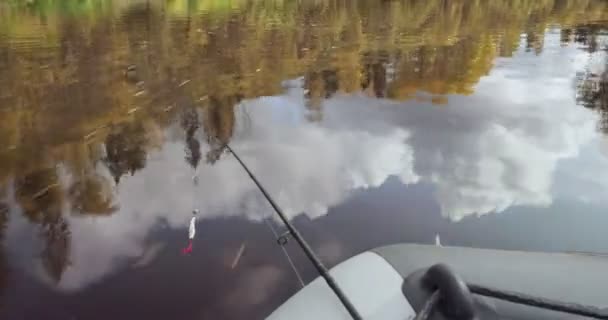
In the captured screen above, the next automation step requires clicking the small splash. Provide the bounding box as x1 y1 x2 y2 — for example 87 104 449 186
231 242 247 269
435 234 443 247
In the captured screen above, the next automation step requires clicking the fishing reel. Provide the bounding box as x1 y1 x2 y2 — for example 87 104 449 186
277 231 292 246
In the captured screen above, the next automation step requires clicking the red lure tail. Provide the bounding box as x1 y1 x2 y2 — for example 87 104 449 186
182 240 193 255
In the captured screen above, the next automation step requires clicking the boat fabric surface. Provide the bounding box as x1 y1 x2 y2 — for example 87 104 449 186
266 251 416 320
373 244 608 309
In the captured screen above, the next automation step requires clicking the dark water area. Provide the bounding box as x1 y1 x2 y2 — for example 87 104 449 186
0 0 607 319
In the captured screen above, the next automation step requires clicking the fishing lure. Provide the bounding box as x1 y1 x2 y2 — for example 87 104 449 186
182 211 198 255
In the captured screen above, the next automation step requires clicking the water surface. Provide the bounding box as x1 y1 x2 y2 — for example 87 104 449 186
0 0 607 319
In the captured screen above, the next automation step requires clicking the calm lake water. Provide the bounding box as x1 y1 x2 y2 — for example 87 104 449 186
0 0 607 319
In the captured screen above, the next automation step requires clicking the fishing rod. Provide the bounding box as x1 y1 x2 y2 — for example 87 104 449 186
226 144 363 320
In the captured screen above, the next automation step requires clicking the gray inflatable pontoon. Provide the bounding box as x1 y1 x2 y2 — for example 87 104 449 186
267 244 608 320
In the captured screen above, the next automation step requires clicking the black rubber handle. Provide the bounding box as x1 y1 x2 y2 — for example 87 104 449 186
423 264 476 320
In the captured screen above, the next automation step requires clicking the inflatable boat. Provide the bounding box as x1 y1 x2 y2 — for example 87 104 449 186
267 244 608 320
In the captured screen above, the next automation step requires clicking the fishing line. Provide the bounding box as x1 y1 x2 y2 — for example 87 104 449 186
183 114 202 255
261 216 306 288
226 144 363 320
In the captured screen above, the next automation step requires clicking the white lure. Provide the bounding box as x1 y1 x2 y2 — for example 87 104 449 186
188 216 196 239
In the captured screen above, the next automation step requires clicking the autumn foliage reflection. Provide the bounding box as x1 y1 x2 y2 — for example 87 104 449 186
0 0 606 285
